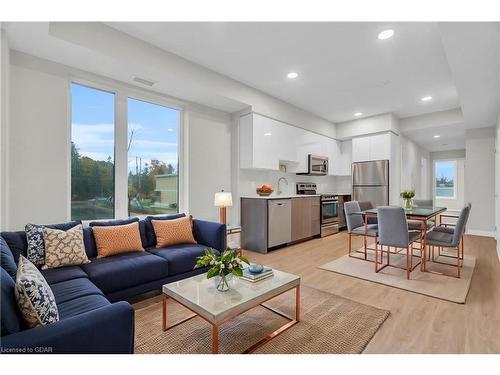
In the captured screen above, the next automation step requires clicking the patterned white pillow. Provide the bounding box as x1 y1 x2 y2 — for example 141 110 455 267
42 224 90 269
15 255 59 328
25 224 46 267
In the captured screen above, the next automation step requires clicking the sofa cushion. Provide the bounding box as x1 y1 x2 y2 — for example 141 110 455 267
51 278 104 304
25 224 46 267
41 266 88 285
1 231 27 263
42 225 90 269
15 256 59 328
81 252 169 294
1 236 17 279
92 222 144 258
89 217 139 227
148 243 212 276
1 268 22 336
83 227 97 259
142 213 186 248
152 216 197 248
58 294 111 320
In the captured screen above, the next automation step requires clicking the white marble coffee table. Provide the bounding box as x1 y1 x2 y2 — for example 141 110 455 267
162 269 301 354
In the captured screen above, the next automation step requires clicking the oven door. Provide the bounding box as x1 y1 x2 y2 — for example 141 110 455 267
321 200 338 224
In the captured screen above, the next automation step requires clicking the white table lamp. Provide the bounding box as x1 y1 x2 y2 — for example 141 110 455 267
214 191 233 224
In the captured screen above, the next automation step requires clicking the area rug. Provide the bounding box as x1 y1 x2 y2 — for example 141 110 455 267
320 249 476 304
133 285 389 354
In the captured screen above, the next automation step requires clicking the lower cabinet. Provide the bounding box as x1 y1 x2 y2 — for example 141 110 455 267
291 197 321 242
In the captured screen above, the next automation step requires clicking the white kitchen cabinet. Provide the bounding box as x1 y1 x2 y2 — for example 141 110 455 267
339 140 352 176
352 133 391 162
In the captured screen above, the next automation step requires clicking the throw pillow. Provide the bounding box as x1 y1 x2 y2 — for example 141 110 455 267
25 223 46 267
42 224 90 269
15 255 59 328
152 216 197 248
92 221 144 258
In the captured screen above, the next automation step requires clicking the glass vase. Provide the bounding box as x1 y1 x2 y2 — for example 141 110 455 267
214 273 233 292
404 198 413 210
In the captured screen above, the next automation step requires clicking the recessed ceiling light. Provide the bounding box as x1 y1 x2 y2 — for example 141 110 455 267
167 128 174 132
287 72 298 79
433 135 440 138
378 29 395 40
354 112 363 117
421 96 433 102
264 132 272 136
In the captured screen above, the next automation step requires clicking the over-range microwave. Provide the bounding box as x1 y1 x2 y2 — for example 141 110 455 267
296 154 329 176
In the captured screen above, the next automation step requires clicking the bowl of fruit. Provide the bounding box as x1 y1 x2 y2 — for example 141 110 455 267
256 184 274 196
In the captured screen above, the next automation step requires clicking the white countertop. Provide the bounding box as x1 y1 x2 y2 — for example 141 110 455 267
241 194 321 199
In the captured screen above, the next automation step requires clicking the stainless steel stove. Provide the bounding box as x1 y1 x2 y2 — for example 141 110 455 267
296 183 339 237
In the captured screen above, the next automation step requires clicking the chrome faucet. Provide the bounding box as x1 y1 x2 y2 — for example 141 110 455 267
277 177 289 195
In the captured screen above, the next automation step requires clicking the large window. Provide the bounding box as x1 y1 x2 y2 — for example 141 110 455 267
435 160 457 199
71 83 115 220
127 98 180 216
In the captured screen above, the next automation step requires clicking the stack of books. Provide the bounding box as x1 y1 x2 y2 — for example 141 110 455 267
241 266 274 282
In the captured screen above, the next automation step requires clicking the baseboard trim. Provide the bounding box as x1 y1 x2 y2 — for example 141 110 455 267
466 230 496 238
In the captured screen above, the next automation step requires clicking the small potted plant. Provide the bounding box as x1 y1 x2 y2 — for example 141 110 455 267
194 248 250 292
400 190 415 210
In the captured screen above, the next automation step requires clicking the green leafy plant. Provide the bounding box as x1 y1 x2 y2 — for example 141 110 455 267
195 247 250 279
400 190 415 199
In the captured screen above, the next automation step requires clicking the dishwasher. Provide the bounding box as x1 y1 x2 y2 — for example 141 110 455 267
267 199 292 248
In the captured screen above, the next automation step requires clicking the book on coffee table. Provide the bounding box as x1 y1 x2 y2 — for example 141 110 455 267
241 267 274 282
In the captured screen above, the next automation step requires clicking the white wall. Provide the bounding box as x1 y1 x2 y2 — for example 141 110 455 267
336 113 399 140
0 29 10 230
400 135 431 200
188 107 232 222
496 114 500 258
465 127 496 235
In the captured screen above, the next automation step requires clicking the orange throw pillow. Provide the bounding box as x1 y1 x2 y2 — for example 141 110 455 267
152 216 197 248
92 222 144 258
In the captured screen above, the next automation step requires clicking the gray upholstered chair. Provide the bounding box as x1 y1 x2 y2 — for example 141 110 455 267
423 204 471 278
407 199 435 231
377 206 422 279
358 201 378 224
413 199 433 208
344 201 378 261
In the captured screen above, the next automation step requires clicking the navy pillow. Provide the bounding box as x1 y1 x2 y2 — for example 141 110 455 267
82 227 98 259
44 221 80 231
0 236 17 279
1 268 22 336
143 213 186 248
89 217 139 227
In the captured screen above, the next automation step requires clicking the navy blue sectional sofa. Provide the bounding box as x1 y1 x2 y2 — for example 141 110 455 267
0 214 226 354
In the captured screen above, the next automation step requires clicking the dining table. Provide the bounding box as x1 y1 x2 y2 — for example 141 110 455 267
353 206 447 266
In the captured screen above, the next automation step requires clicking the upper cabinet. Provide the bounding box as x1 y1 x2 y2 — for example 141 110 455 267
239 112 350 175
352 133 392 162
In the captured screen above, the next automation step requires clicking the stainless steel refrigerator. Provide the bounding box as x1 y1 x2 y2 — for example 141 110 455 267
352 160 389 207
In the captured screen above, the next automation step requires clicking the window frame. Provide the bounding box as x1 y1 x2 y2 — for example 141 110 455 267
68 76 185 221
434 159 458 200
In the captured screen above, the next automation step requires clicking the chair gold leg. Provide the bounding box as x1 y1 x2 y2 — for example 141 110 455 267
348 232 352 256
406 246 410 280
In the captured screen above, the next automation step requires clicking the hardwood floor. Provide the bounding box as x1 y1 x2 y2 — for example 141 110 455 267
241 232 500 353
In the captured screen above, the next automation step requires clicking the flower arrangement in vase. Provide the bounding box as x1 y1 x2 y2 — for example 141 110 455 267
400 190 415 209
194 248 249 292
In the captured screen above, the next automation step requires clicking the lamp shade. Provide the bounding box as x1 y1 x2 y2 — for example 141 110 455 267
214 191 233 207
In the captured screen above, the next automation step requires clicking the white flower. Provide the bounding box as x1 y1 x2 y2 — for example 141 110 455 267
210 260 214 265
220 263 225 269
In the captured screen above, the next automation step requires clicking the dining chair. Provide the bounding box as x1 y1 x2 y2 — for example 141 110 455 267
377 206 422 279
423 204 471 278
358 201 378 224
344 201 378 261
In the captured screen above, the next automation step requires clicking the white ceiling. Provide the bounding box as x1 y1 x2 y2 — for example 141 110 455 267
3 22 499 152
107 22 461 123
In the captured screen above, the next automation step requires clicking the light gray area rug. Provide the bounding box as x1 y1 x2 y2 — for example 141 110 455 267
320 250 475 304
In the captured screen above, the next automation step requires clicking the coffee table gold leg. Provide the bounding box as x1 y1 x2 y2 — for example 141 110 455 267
211 324 219 354
295 285 301 322
162 293 167 331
